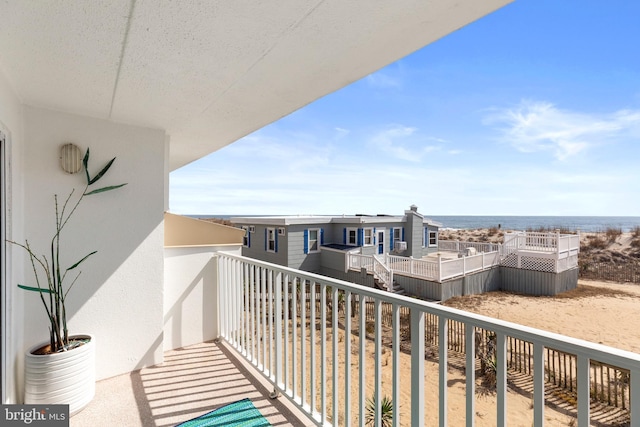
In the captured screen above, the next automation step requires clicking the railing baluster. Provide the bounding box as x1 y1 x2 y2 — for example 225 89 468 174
261 267 266 371
439 316 448 427
242 262 248 355
359 294 366 427
301 279 306 408
577 355 590 426
250 265 256 364
393 303 400 427
233 259 239 346
374 298 382 427
268 270 274 378
496 332 507 427
228 258 235 344
345 291 352 427
292 276 298 398
332 286 339 426
310 282 317 416
465 323 476 426
533 343 544 427
284 273 289 392
275 272 283 390
411 308 425 427
240 263 247 356
321 283 327 425
219 256 226 338
631 368 639 427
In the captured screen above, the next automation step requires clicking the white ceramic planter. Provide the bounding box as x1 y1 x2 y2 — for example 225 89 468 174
24 334 95 415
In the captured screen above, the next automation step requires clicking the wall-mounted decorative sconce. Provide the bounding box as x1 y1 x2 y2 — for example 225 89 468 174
59 143 83 174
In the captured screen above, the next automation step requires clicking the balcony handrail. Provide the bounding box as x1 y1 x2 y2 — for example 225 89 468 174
217 252 639 426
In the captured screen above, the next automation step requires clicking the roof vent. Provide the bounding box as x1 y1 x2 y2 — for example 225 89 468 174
410 205 418 212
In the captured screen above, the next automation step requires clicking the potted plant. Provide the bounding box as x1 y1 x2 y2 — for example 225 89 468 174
8 147 126 414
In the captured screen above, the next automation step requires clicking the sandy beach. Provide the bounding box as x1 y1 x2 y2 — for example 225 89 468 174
297 278 637 426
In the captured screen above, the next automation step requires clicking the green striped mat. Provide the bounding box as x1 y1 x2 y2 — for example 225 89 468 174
175 398 271 427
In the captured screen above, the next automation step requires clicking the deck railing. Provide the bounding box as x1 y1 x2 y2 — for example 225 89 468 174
502 231 580 256
438 240 499 253
217 252 640 427
352 252 501 283
372 254 393 290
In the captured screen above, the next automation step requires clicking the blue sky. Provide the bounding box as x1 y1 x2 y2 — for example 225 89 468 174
170 1 640 216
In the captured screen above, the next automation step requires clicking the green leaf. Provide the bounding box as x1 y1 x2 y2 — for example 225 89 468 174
84 183 127 196
18 284 56 294
83 148 91 184
68 251 97 270
88 157 116 185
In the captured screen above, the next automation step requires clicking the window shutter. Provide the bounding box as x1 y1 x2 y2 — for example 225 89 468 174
248 229 251 248
402 227 405 242
275 231 278 253
320 228 325 245
357 228 363 246
343 228 347 244
304 229 309 254
390 228 394 251
264 229 267 251
373 227 376 245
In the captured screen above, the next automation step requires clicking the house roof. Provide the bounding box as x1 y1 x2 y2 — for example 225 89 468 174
0 1 512 171
231 214 442 227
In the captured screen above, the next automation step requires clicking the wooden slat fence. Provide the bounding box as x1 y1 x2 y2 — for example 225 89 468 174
580 262 640 284
357 297 631 411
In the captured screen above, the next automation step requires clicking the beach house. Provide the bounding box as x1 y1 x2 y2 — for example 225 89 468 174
231 205 440 274
1 1 638 426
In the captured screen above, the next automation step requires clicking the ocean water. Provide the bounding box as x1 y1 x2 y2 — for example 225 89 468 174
193 215 640 233
428 216 640 232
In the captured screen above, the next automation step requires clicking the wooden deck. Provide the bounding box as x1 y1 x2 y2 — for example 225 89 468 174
71 341 313 427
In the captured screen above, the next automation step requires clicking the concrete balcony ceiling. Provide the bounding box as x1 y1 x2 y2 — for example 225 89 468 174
0 0 511 170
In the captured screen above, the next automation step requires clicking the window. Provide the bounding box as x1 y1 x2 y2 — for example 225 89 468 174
392 227 401 250
429 230 437 247
346 227 357 245
267 228 276 252
363 228 373 246
241 226 249 247
249 225 255 233
307 228 320 253
278 227 286 236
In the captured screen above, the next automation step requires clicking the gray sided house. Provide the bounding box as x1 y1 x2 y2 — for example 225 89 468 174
231 205 440 274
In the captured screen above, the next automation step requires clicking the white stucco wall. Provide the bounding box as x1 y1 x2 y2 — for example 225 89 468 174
21 106 167 382
163 246 241 351
0 69 25 404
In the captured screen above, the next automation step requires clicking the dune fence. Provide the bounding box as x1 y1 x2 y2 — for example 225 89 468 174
357 299 631 413
580 262 640 284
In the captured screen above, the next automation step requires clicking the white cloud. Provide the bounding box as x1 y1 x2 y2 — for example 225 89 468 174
369 125 440 162
485 100 640 160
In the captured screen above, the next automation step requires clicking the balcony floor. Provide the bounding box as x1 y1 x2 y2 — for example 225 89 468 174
71 340 314 427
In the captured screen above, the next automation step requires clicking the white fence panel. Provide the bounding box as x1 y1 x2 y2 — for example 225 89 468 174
440 258 464 280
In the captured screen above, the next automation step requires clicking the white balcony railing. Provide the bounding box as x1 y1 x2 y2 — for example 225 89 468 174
217 252 640 427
